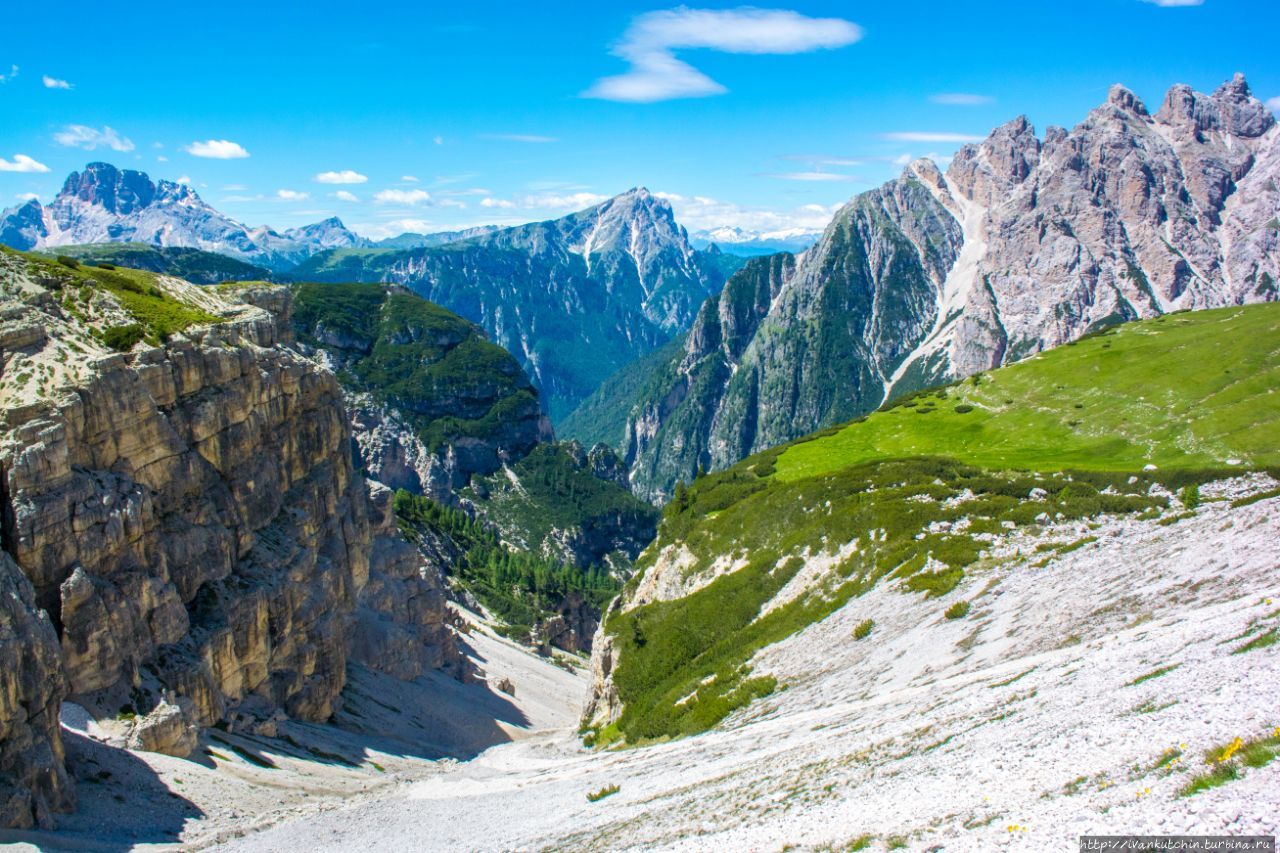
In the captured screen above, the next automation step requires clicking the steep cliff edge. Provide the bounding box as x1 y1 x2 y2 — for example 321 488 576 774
0 249 464 826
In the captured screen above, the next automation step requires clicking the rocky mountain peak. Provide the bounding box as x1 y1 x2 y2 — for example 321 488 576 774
1106 83 1149 116
1156 73 1274 139
60 162 160 215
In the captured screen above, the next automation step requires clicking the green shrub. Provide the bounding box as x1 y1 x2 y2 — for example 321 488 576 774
587 783 620 802
95 262 116 270
102 323 146 352
853 618 874 640
1179 484 1201 510
56 255 79 268
905 568 964 598
954 404 974 414
945 600 971 620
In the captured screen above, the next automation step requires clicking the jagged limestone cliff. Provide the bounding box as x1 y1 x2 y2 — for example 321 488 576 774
590 75 1280 500
0 249 463 826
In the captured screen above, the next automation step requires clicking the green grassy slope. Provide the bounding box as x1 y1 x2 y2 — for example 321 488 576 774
37 243 273 284
589 303 1280 745
290 282 543 454
780 305 1280 480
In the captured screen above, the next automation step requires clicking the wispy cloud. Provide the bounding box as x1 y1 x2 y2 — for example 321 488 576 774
1140 0 1203 6
764 171 856 182
480 197 516 209
15 192 40 201
54 124 135 152
929 93 993 106
42 75 73 90
583 7 862 103
433 135 444 146
1266 96 1280 114
401 175 420 183
661 192 839 235
277 189 310 201
0 65 17 83
438 198 468 209
334 190 360 202
882 131 984 143
374 188 432 205
480 133 558 143
185 139 250 159
780 154 861 167
522 192 608 209
176 175 193 185
315 169 368 184
0 154 50 173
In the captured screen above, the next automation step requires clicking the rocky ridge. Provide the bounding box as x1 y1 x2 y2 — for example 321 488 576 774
0 250 464 827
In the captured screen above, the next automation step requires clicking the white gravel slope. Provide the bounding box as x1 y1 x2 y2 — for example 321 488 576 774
215 481 1280 852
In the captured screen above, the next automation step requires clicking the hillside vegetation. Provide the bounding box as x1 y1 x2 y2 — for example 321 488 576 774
36 242 273 284
589 303 1280 745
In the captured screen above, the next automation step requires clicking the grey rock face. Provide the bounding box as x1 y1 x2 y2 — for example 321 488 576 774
615 76 1280 499
0 553 75 829
0 259 466 825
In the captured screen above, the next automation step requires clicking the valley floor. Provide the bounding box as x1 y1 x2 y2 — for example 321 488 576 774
7 478 1280 852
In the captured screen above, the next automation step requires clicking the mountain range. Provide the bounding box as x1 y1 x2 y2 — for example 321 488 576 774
569 74 1280 499
0 163 373 270
293 188 745 421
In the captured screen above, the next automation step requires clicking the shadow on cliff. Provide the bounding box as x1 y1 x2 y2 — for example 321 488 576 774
321 656 532 763
0 728 203 851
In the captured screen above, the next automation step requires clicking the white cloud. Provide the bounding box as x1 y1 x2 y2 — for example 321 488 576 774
315 169 368 184
277 189 310 201
583 7 862 103
15 192 40 201
1140 0 1203 5
929 93 993 106
764 171 856 182
0 65 17 83
1267 97 1280 114
781 154 861 167
480 133 558 143
0 154 50 173
42 75 73 90
185 139 250 159
176 175 193 185
662 192 839 235
480 197 516 209
520 192 608 209
374 188 432 205
222 183 247 191
54 124 135 152
882 131 984 143
438 198 467 209
433 135 444 146
156 155 169 162
401 175 420 182
334 190 360 202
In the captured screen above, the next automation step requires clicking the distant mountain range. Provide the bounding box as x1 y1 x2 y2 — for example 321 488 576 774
566 74 1280 500
293 188 746 421
689 226 822 256
0 163 371 270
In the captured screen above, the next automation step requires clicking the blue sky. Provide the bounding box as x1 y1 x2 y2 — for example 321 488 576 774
2 0 1277 239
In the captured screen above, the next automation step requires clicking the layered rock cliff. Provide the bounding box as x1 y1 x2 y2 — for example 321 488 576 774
0 250 464 826
598 75 1280 500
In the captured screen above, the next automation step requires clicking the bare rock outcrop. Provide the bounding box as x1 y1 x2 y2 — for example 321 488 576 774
0 553 74 829
0 252 466 826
